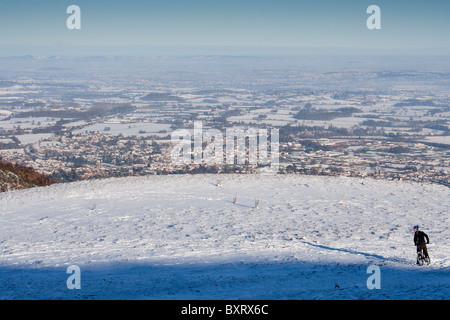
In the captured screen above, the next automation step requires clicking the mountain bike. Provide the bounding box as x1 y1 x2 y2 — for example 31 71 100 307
416 246 430 266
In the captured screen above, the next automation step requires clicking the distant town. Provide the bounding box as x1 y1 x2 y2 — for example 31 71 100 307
0 56 449 188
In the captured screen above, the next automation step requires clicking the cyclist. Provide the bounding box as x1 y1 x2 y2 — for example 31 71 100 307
413 225 430 265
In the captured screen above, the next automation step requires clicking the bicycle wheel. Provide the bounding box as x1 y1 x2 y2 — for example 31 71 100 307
417 252 424 266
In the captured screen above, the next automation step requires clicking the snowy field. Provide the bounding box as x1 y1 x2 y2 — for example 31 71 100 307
0 174 449 300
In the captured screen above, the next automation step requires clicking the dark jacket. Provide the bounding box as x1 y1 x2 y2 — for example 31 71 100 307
414 230 429 246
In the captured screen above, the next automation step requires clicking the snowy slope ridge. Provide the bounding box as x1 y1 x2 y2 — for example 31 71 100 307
0 174 449 299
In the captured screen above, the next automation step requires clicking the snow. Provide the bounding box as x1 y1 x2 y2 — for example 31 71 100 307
420 136 450 146
15 133 54 145
0 110 12 120
0 174 448 299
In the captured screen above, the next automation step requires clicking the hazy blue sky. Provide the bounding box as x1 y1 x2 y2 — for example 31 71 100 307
0 0 449 55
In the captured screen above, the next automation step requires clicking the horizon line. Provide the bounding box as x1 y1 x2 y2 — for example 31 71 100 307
1 44 450 58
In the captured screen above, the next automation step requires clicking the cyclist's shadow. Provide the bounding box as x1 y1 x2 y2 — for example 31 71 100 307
301 241 410 265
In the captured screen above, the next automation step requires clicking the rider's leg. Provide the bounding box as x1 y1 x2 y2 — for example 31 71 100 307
416 245 421 264
422 244 429 258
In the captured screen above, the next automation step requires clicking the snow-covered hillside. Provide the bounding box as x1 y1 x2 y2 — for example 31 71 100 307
0 174 448 299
